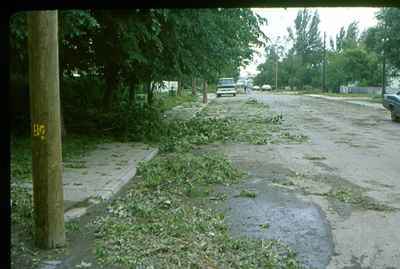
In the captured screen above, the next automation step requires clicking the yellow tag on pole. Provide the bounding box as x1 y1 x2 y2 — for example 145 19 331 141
33 123 46 140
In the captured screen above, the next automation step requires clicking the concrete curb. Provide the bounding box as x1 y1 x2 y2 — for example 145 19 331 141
345 100 385 110
307 94 385 110
63 147 159 222
306 94 366 100
38 147 160 269
97 148 159 201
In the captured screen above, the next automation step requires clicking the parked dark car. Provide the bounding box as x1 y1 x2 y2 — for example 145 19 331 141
383 92 400 122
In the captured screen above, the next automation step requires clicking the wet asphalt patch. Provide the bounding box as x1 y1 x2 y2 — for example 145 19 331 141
215 177 334 269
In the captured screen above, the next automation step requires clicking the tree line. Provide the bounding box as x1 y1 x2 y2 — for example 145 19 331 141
10 9 267 136
254 8 400 92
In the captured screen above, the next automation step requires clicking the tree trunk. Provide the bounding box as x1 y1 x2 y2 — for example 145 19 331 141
27 10 66 249
102 74 115 112
147 81 154 105
128 85 134 107
177 80 182 96
132 85 136 105
203 80 208 104
123 86 134 140
192 78 196 96
102 60 119 112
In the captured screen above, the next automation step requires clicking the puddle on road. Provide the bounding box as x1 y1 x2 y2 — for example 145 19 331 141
214 178 334 269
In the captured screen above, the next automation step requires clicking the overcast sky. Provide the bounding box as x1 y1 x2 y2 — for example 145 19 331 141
240 7 380 77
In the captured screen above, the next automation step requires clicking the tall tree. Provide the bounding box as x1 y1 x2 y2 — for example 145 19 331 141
343 21 359 49
376 8 400 70
335 27 346 52
360 8 400 94
287 9 322 89
333 21 361 52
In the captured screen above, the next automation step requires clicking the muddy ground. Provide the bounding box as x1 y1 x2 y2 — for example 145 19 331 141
209 93 400 269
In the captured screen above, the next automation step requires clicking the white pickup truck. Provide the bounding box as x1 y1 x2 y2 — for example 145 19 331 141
216 78 237 97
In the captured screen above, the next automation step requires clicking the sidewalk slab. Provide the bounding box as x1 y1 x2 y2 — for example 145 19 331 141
62 142 158 203
20 142 158 221
307 94 384 110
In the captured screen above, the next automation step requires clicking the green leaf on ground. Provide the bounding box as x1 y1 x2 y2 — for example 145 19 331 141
236 189 257 198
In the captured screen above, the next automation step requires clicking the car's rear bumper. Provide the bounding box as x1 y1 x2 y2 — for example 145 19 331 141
217 89 236 95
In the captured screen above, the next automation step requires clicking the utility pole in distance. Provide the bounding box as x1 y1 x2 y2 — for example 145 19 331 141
382 46 386 97
275 60 278 90
322 32 327 92
382 20 388 97
28 10 66 249
382 22 387 98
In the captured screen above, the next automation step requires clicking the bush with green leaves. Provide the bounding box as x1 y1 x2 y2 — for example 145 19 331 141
96 101 165 142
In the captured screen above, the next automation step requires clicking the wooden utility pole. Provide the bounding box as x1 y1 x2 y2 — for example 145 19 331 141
382 22 387 97
58 13 66 139
382 49 386 97
28 10 66 249
192 78 196 96
203 80 208 104
322 32 327 92
275 60 278 90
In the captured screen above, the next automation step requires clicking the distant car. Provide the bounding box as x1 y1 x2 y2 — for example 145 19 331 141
236 79 246 88
383 92 400 122
261 84 272 91
216 78 237 97
235 79 247 94
252 85 260 91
